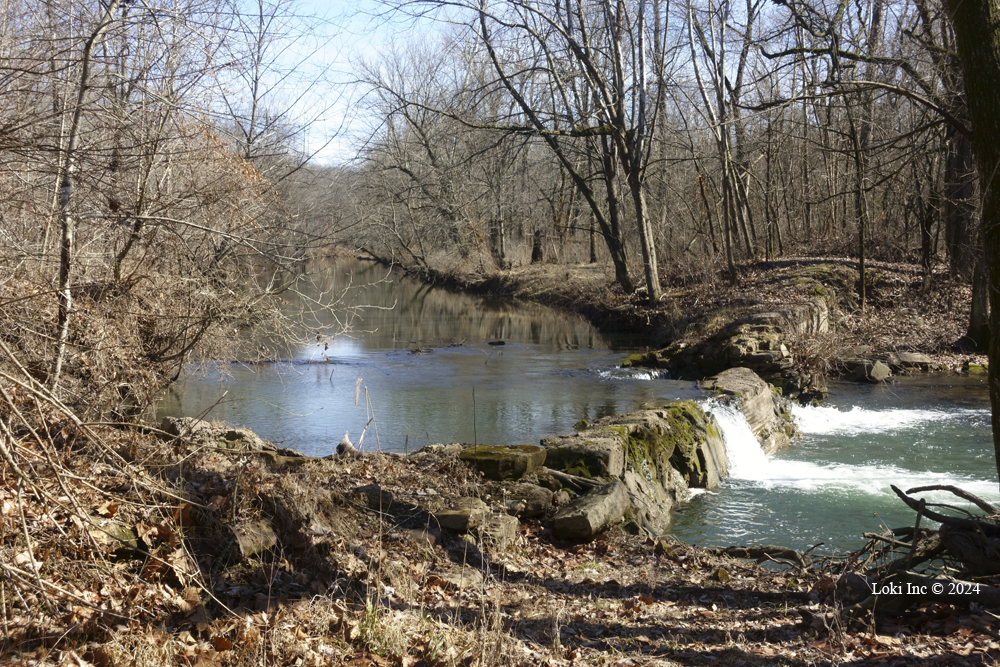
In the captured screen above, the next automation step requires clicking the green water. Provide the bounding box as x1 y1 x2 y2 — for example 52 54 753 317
671 376 995 553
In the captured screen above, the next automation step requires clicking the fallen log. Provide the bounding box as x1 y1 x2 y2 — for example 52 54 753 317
712 545 812 569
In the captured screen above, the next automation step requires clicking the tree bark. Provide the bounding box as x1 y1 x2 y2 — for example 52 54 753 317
966 250 990 350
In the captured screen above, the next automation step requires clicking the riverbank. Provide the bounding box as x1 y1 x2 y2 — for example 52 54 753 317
363 250 988 386
6 415 999 666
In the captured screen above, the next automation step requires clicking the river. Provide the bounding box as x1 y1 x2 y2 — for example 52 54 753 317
157 257 997 553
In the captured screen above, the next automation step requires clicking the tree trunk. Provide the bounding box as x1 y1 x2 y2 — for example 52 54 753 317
51 0 122 389
966 252 991 350
943 0 1000 485
944 127 978 279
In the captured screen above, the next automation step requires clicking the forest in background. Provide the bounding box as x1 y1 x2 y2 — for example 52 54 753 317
343 0 985 342
0 0 989 420
0 0 356 417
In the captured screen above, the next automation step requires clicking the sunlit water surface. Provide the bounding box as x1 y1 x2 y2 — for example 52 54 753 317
158 258 702 454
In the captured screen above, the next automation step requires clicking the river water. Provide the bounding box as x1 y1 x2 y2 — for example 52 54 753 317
157 257 997 553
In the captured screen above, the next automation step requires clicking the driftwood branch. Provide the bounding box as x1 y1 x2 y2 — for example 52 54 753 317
891 485 1000 537
906 484 1000 515
541 467 600 493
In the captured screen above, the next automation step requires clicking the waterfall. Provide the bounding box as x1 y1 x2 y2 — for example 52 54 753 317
789 404 975 436
702 401 769 480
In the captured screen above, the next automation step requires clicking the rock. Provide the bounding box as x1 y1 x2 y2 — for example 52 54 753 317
538 398 733 540
601 402 728 489
90 522 139 551
504 483 553 518
750 299 830 335
480 514 519 548
234 519 278 558
159 416 272 451
546 401 726 490
437 567 484 590
897 352 934 370
459 444 547 480
541 434 625 479
965 361 988 375
855 360 891 383
654 539 677 557
550 480 629 542
533 469 563 492
621 468 685 537
354 484 393 511
404 528 439 546
434 497 488 532
703 367 798 454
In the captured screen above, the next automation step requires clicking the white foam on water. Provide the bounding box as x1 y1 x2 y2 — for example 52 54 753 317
704 400 1000 502
790 404 987 436
600 368 667 381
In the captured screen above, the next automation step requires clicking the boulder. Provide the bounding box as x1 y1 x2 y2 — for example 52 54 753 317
550 480 629 542
540 434 625 479
480 514 519 548
965 361 988 376
404 528 439 546
504 483 553 518
703 367 798 454
552 490 571 505
597 402 728 489
459 444 547 480
897 352 935 370
434 497 488 532
160 416 271 451
540 399 735 541
621 467 686 537
437 567 484 590
233 519 278 558
854 360 891 383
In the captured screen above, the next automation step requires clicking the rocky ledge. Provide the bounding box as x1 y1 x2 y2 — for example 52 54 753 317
702 366 797 454
434 367 796 542
621 262 955 399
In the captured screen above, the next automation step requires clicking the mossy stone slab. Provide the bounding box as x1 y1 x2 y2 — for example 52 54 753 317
459 444 547 480
550 480 629 542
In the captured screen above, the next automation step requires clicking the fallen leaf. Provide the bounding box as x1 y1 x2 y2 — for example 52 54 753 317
211 636 232 651
96 501 119 517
